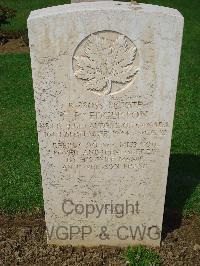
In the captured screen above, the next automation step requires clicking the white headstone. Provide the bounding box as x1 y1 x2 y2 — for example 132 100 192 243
71 0 111 3
28 2 183 247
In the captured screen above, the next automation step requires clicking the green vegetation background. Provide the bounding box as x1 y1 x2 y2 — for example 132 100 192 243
0 0 199 213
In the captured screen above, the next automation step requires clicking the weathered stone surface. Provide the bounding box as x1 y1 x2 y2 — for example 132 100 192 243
71 0 111 3
28 2 183 247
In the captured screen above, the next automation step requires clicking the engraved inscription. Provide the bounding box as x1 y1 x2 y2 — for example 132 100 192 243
73 31 139 95
38 95 170 175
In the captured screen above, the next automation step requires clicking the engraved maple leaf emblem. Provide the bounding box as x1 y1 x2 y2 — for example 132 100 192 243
73 34 139 95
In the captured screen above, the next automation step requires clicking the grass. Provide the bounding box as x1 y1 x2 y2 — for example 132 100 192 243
0 0 70 33
0 0 200 213
0 54 43 212
123 245 161 266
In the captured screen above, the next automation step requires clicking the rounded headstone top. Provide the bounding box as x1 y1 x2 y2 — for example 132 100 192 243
28 2 183 22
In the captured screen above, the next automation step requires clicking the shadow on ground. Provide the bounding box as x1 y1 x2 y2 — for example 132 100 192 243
162 154 200 238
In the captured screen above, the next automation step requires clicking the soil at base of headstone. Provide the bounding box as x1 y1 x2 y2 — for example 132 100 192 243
0 212 199 265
